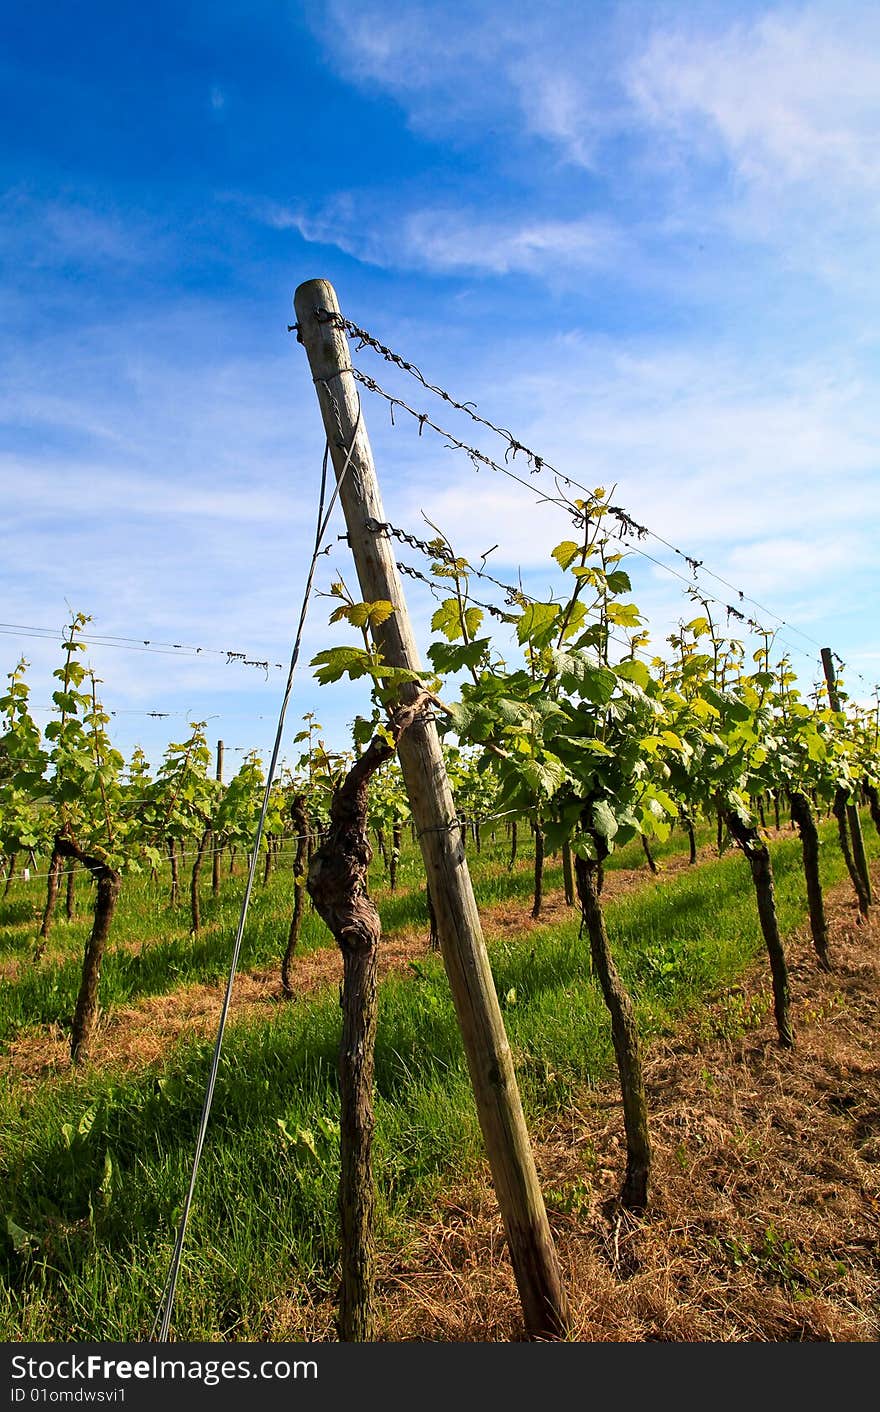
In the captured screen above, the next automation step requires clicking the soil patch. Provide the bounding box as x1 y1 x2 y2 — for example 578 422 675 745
376 872 880 1341
1 851 688 1079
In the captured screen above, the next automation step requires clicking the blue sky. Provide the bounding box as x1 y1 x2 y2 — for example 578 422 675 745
3 0 879 774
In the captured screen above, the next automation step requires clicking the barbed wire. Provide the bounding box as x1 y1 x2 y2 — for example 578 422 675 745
301 307 875 690
340 369 824 672
309 309 820 626
357 512 812 672
0 838 325 883
25 705 291 723
0 623 286 675
392 555 658 667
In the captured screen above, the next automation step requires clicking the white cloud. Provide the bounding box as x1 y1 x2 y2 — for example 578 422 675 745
628 8 880 194
0 190 157 268
265 197 621 277
400 209 618 275
307 1 514 120
302 4 616 177
306 2 880 297
506 63 603 169
316 1 880 202
349 326 879 674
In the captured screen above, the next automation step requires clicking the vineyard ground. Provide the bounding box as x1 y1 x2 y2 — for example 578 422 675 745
380 866 880 1342
1 817 878 1341
3 839 717 1079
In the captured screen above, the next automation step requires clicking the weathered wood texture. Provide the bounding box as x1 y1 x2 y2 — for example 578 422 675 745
294 278 569 1340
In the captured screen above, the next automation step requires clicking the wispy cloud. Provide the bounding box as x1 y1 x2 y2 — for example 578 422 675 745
395 209 618 276
263 196 622 277
372 327 880 644
0 189 158 269
628 7 880 194
307 2 880 289
4 2 879 760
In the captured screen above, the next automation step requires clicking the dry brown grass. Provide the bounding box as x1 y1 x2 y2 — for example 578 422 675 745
4 845 879 1341
0 933 430 1080
1 855 682 1081
377 873 880 1342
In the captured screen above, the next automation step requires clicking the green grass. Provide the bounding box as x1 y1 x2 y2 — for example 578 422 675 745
0 821 714 1046
0 813 875 1339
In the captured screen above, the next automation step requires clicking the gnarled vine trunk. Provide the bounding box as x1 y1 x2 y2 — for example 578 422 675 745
833 788 870 919
790 790 830 971
508 819 518 871
389 823 402 893
190 827 212 935
282 794 309 996
561 841 574 907
65 863 76 920
426 883 439 951
640 834 658 874
574 843 651 1211
532 819 544 919
305 697 428 1341
53 829 122 1063
375 827 387 870
846 796 872 910
168 840 180 906
36 842 63 953
726 811 793 1047
866 781 880 841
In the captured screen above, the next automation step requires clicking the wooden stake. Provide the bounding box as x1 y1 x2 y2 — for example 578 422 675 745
821 648 872 910
294 278 569 1340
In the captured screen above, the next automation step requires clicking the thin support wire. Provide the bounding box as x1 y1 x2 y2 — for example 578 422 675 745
302 307 869 681
152 409 361 1342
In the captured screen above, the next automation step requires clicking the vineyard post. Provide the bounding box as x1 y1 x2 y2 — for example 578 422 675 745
212 739 224 896
821 647 872 910
294 278 569 1340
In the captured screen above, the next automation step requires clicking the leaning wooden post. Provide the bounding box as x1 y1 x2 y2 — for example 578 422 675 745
212 740 224 897
294 278 569 1341
821 648 872 911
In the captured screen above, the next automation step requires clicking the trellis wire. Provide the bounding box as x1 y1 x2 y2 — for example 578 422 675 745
152 409 360 1342
307 309 829 647
345 367 822 674
297 307 876 690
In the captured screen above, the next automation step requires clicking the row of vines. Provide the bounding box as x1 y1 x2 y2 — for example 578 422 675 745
2 489 879 1338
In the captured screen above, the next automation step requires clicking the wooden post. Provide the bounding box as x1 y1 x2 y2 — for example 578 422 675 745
294 278 569 1340
212 740 224 897
821 648 872 909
